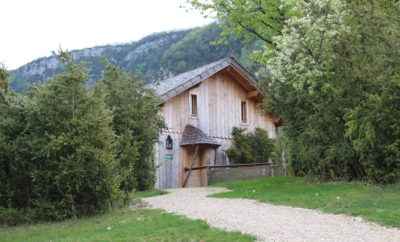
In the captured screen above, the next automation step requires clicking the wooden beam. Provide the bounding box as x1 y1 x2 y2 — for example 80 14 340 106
184 162 276 171
247 90 259 99
182 145 199 188
223 69 252 91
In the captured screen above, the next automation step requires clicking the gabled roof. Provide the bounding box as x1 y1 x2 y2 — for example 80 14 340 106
150 56 260 102
180 125 220 147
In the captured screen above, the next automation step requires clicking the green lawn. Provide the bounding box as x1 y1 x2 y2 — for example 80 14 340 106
130 189 168 204
0 209 253 242
214 176 400 228
0 191 253 242
132 189 167 198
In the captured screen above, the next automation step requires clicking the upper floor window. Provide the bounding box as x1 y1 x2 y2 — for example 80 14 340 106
191 94 198 117
241 101 247 123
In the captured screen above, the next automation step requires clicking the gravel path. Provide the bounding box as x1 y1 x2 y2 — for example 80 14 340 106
143 187 400 242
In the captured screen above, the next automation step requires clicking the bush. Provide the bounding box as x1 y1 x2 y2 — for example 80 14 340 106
0 53 120 223
226 127 274 164
0 54 163 225
99 63 164 193
346 77 400 184
0 207 32 226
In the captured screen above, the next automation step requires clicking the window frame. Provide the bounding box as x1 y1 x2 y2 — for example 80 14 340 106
241 100 248 124
190 94 198 117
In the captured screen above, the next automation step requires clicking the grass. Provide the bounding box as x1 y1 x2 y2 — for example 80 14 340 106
0 190 254 242
0 209 253 242
213 176 400 228
132 189 167 198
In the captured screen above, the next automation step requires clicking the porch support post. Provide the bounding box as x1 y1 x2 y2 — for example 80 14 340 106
182 145 199 188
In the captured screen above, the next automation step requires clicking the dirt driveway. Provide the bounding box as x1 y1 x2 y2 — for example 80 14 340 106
143 187 400 242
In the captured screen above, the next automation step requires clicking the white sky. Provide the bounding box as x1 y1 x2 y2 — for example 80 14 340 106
0 0 213 70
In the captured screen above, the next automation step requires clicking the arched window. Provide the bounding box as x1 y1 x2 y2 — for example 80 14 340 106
166 135 173 150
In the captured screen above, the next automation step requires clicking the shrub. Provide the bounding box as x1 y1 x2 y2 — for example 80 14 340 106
0 54 164 225
0 207 32 226
226 127 274 164
346 77 400 184
0 53 120 223
99 63 164 193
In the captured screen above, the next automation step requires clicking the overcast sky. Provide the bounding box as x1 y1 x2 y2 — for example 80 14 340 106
0 0 213 69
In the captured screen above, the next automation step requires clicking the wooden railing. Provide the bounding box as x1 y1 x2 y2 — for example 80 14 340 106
184 162 276 172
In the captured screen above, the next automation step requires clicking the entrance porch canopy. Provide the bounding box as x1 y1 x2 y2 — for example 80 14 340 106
180 125 220 187
180 125 220 148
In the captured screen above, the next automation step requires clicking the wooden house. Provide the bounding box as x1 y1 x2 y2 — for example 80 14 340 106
151 57 280 189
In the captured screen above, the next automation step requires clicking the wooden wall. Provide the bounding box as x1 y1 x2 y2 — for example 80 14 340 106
205 72 276 139
155 132 182 189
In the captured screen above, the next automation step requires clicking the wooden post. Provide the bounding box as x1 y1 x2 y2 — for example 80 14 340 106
214 147 217 166
182 145 199 188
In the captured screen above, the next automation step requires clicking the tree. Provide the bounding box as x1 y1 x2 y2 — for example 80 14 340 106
0 87 29 215
264 0 357 179
265 0 400 182
0 64 8 103
99 62 164 193
187 0 291 46
0 64 8 92
344 0 400 183
0 52 120 221
189 0 400 183
161 23 244 75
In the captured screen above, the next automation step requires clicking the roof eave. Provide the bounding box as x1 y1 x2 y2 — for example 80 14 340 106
160 60 230 102
159 56 263 103
227 57 263 95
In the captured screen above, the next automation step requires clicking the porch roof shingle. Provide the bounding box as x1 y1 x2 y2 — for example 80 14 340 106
180 125 220 147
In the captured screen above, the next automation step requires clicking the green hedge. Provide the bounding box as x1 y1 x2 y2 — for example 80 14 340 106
0 53 163 225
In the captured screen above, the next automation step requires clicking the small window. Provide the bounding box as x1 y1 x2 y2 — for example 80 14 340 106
241 101 247 123
191 94 198 116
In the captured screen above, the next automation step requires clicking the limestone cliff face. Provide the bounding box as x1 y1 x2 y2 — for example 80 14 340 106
10 24 254 92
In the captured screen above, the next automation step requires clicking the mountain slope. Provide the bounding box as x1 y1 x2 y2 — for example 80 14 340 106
10 24 257 92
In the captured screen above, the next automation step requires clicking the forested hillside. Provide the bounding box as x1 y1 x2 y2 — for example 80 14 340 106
10 23 258 92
